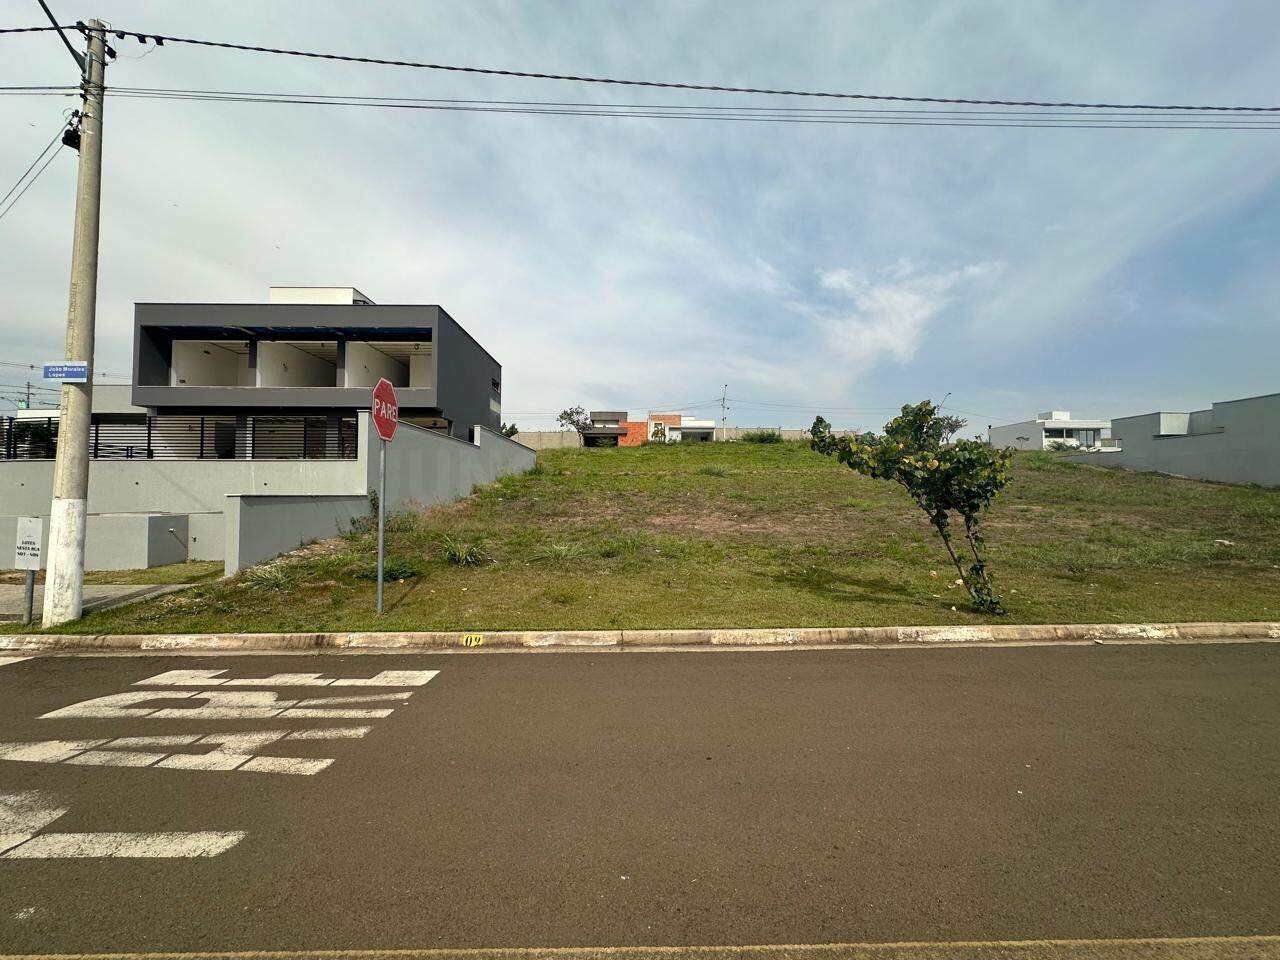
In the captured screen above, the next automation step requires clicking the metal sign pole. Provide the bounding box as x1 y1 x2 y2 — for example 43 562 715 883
22 570 35 626
376 436 386 614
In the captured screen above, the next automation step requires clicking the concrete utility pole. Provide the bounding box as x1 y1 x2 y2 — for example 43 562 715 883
719 384 728 441
43 20 106 627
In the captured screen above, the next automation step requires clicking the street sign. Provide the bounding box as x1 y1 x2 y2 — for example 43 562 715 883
14 517 42 571
371 378 398 442
369 378 399 614
42 361 89 383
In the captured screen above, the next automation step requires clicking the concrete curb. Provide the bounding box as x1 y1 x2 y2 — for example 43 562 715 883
3 621 1280 653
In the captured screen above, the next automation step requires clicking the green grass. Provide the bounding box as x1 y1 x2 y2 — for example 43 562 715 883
10 443 1280 634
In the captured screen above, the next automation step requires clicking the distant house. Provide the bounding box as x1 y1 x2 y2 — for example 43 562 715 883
990 411 1110 451
648 412 715 443
1070 392 1280 488
581 411 631 447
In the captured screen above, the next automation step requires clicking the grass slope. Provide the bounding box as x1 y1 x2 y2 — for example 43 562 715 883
16 442 1280 634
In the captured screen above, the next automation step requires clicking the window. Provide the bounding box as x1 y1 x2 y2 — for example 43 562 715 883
1044 428 1065 438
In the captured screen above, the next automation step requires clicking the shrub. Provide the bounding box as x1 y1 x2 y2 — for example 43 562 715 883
528 541 588 564
811 401 1013 614
436 533 488 567
741 429 783 444
242 565 292 590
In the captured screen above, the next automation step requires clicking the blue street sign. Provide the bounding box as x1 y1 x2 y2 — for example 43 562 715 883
42 361 90 383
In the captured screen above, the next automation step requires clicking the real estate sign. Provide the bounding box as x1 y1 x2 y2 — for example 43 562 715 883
14 516 42 571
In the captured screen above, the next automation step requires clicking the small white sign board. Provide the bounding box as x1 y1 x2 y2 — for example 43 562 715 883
14 516 42 571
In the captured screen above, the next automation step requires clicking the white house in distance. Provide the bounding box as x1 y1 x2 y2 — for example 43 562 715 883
989 411 1111 451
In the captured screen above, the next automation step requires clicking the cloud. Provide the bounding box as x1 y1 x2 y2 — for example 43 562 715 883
805 260 1004 370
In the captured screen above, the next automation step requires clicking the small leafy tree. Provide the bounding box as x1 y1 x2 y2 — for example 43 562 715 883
811 401 1013 614
557 406 591 434
500 422 519 438
651 421 667 442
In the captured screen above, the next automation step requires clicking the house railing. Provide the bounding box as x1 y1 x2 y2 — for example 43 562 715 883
1 414 358 461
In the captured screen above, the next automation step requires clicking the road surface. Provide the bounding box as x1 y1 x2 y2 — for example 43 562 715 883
0 644 1278 958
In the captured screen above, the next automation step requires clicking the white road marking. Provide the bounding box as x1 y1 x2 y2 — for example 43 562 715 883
0 656 33 669
134 668 438 687
42 689 414 720
285 725 372 740
0 727 373 776
4 831 245 858
0 739 106 763
64 749 164 767
238 755 333 775
0 791 68 854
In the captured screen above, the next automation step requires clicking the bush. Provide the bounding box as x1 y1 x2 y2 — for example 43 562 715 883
741 429 783 444
436 533 488 567
242 565 292 590
812 401 1013 614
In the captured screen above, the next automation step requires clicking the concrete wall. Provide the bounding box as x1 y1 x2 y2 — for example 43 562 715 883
1069 393 1280 487
512 430 584 450
171 341 243 387
0 513 188 570
344 341 408 388
990 421 1043 450
256 342 336 388
224 494 368 574
370 421 535 513
3 414 534 575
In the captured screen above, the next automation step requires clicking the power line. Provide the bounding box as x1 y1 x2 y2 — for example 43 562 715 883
0 141 63 222
78 88 1280 131
0 122 64 209
3 23 1278 112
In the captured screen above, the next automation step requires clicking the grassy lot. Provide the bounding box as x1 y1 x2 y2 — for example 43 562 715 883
9 441 1280 634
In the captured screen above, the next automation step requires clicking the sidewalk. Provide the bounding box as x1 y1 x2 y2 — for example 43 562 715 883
0 583 187 623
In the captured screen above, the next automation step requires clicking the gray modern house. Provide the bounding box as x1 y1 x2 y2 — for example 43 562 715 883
1 287 533 579
132 286 501 442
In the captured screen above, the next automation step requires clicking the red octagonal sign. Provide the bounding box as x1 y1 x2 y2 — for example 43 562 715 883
371 377 399 442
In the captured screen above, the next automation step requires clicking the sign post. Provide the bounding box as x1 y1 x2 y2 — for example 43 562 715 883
370 378 399 614
14 516 43 626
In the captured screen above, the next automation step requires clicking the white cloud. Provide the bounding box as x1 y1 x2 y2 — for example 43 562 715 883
807 260 1004 369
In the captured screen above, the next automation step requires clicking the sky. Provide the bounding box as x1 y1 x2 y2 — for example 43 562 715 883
1 0 1278 434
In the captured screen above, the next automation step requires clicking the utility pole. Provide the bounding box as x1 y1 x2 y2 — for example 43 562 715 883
43 20 106 627
719 384 728 442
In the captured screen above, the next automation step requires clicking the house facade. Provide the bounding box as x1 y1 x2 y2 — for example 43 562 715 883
0 286 533 574
989 411 1111 451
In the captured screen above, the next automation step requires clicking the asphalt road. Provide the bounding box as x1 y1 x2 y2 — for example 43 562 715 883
0 644 1278 957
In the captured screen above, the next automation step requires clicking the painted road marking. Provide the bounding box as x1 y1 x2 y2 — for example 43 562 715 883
0 790 68 854
4 831 245 859
0 656 33 669
0 728 372 775
135 668 438 687
40 689 412 720
0 790 244 859
1 937 1279 959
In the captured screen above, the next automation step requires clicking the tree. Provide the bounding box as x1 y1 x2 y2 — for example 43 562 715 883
500 422 519 438
810 401 1012 614
557 406 591 434
650 421 667 442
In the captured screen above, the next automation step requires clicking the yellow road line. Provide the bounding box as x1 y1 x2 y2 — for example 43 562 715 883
5 934 1280 960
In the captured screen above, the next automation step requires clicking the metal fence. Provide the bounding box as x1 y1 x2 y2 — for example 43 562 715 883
1 415 358 461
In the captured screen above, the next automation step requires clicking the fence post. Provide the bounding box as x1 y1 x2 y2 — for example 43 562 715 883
145 416 153 459
302 416 309 460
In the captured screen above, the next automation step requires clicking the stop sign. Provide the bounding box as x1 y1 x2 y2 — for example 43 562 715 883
371 378 399 442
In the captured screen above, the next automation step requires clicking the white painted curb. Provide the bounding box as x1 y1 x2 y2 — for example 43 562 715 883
3 622 1280 653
